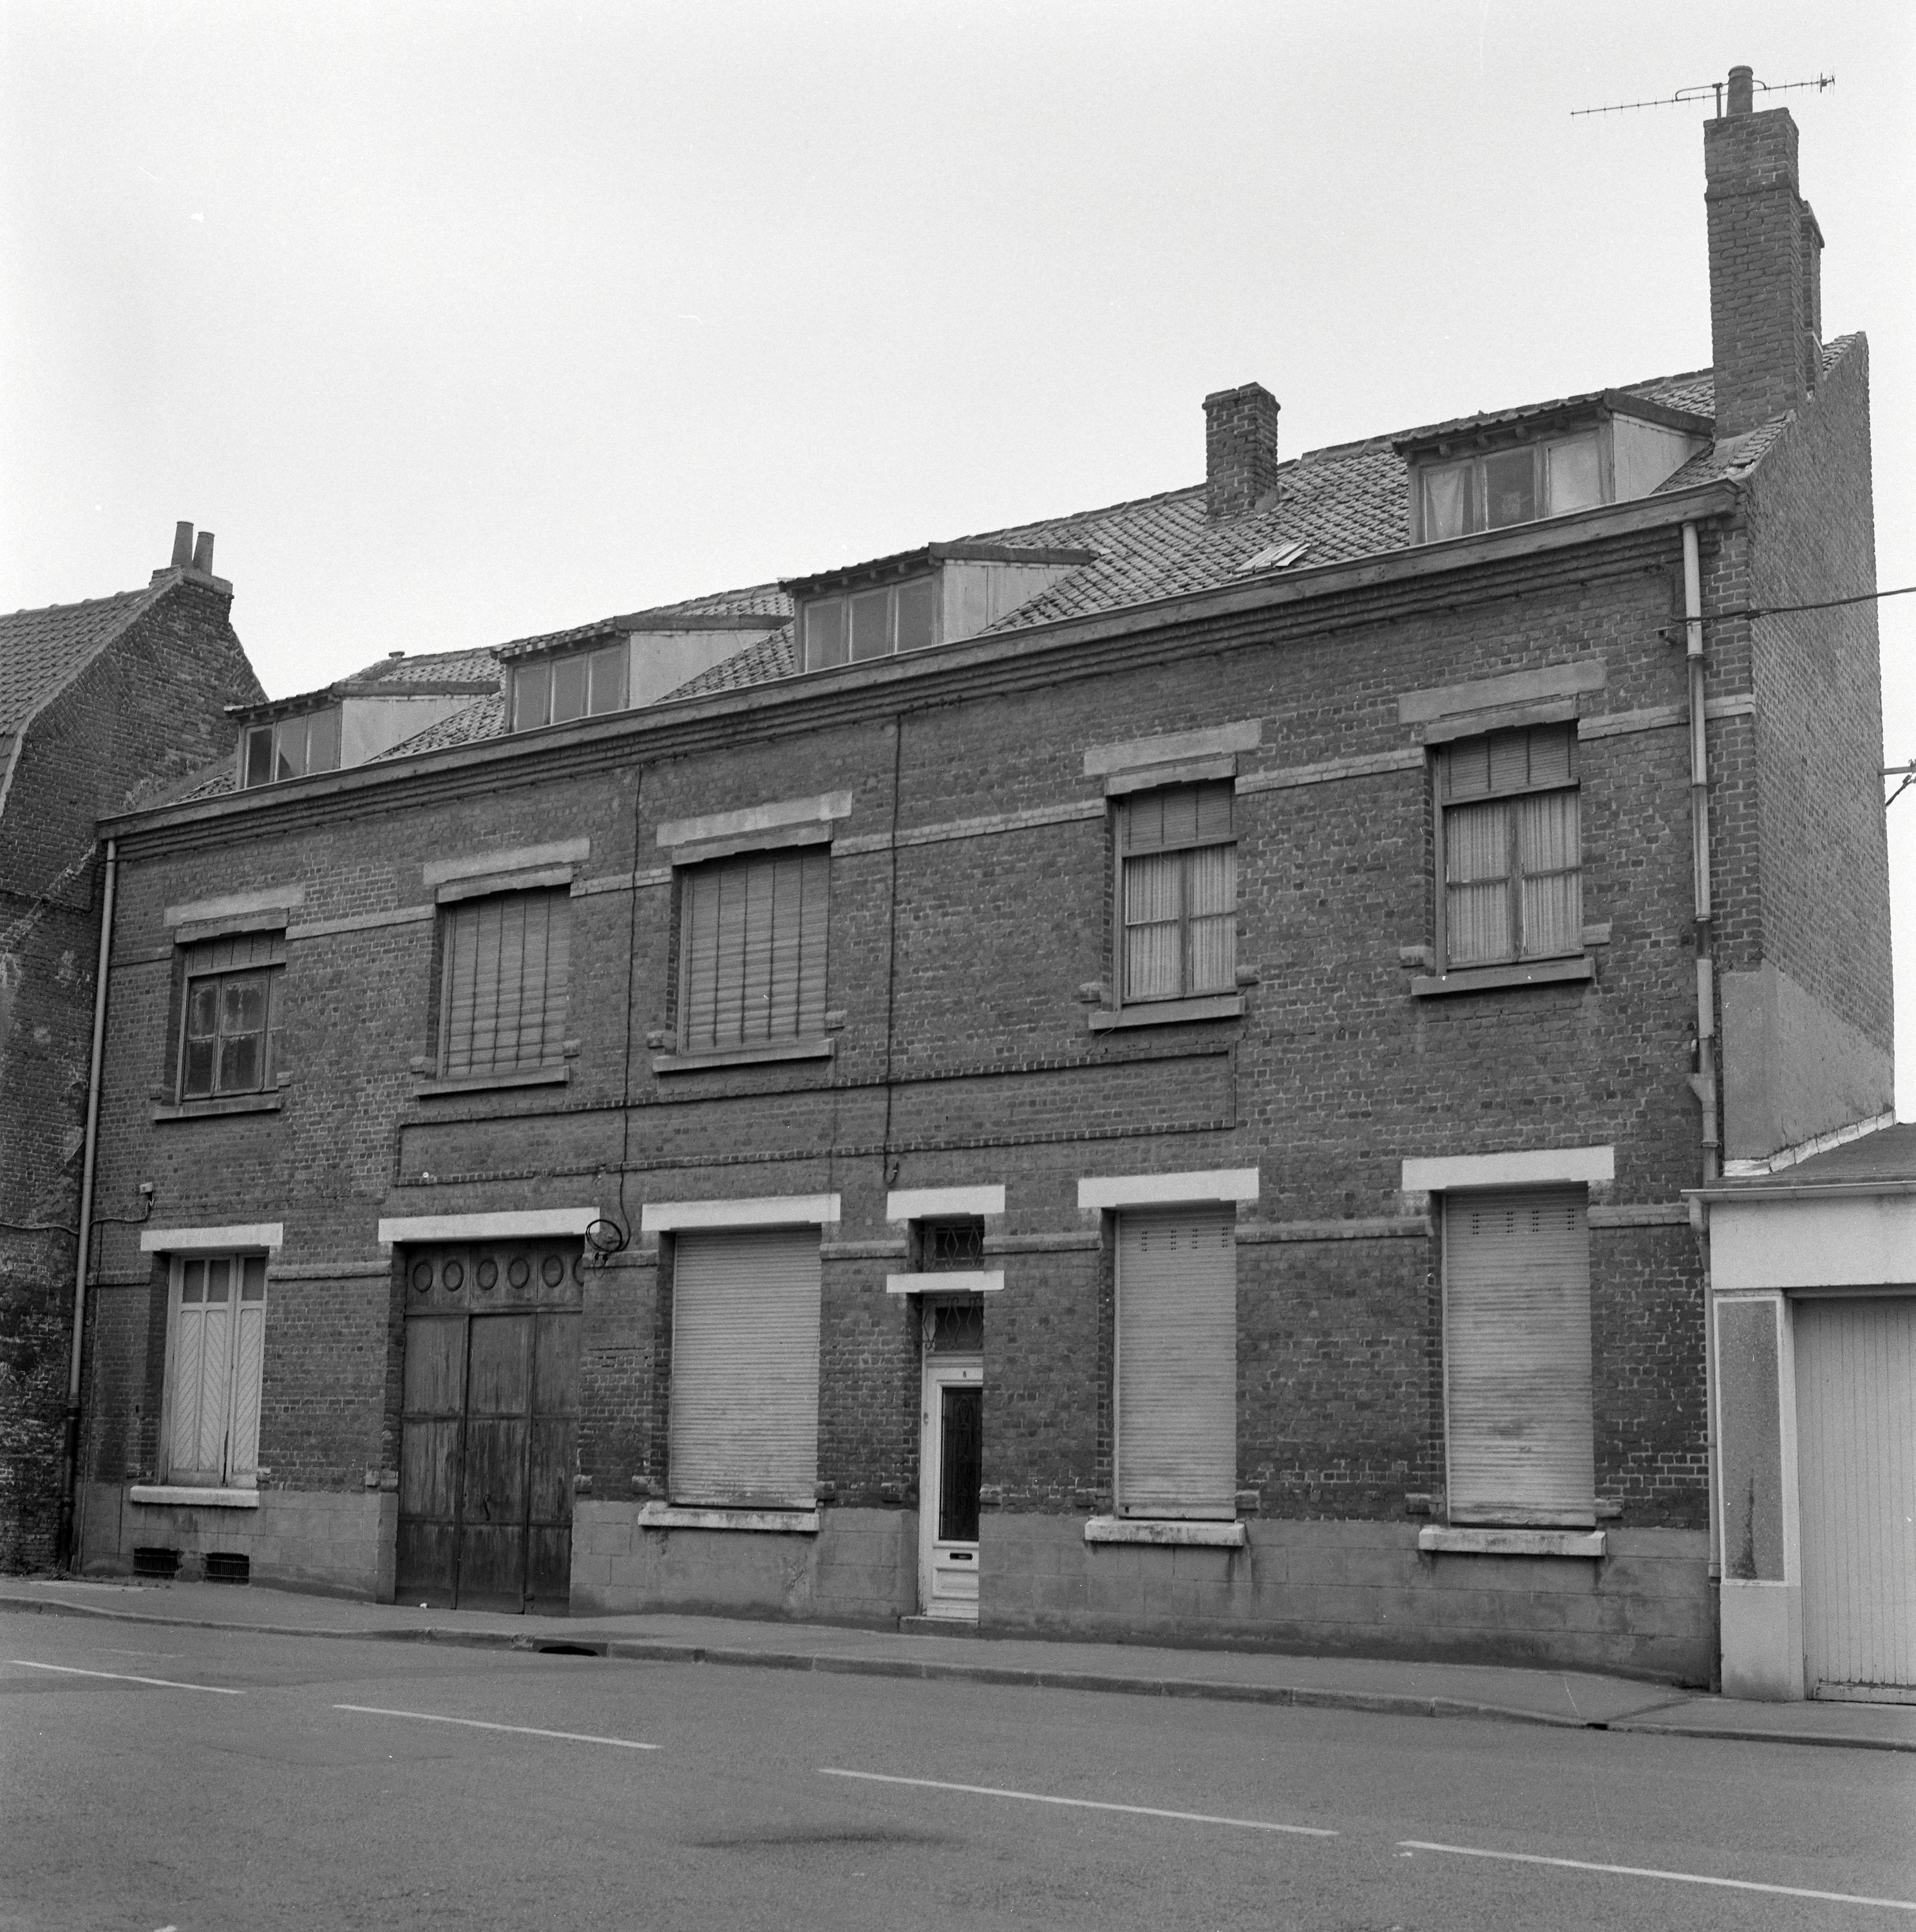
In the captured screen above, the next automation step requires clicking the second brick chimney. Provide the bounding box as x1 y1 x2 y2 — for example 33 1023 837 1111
1704 64 1824 440
1204 383 1280 521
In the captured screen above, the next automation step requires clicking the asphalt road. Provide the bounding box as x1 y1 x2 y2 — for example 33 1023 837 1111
2 1609 1911 1931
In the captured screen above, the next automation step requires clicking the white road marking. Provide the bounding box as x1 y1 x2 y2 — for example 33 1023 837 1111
1399 1840 1916 1912
334 1703 659 1750
8 1658 243 1696
820 1768 1337 1837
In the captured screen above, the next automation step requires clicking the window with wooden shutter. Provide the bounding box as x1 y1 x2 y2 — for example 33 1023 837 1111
1443 1188 1595 1526
668 1228 821 1508
1116 1208 1237 1519
1437 725 1581 969
1119 781 1237 1003
678 848 829 1052
178 931 284 1099
164 1255 269 1488
439 889 571 1078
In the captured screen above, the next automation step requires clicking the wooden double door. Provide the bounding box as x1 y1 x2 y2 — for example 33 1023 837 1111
397 1240 582 1612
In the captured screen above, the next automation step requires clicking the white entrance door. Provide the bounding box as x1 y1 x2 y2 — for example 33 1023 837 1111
919 1355 982 1620
1797 1295 1916 1702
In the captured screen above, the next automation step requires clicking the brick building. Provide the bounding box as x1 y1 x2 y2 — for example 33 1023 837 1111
71 75 1890 1684
1 525 263 1569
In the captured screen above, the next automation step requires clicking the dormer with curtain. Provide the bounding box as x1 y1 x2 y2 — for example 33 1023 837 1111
1396 393 1711 545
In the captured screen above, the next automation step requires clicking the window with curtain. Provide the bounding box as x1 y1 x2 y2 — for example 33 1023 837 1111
1417 432 1604 542
438 889 571 1078
1119 781 1237 1003
177 931 283 1099
678 847 830 1052
1439 724 1582 969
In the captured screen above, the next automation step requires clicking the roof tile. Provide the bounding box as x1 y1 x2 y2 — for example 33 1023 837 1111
0 585 162 739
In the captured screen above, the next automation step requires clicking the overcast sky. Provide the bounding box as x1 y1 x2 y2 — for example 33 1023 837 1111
3 1 1913 1109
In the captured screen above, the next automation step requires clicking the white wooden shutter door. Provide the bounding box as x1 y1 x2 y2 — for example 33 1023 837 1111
226 1257 269 1486
1797 1296 1916 1699
1117 1208 1236 1519
1445 1188 1594 1525
167 1261 211 1481
669 1229 820 1508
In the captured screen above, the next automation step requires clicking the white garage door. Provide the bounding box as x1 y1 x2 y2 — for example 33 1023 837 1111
1797 1296 1916 1703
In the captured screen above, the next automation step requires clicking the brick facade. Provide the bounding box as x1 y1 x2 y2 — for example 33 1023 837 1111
67 95 1888 1684
1 567 260 1569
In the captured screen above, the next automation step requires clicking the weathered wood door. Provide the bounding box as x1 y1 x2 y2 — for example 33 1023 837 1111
397 1240 582 1612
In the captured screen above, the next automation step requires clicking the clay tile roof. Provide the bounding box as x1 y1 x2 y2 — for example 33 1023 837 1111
366 692 508 761
495 585 793 661
343 645 504 687
0 584 162 740
201 352 1843 770
658 627 798 701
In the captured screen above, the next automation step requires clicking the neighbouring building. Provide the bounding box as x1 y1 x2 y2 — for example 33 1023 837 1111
1697 1125 1915 1703
1 524 263 1569
70 73 1893 1689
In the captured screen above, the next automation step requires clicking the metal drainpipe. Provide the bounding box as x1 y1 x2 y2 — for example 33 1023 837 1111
56 837 116 1571
1682 522 1723 1686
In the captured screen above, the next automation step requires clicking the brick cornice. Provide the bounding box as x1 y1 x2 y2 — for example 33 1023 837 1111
106 479 1740 860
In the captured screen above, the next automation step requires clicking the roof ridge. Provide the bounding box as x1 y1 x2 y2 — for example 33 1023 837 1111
952 480 1206 544
0 582 156 625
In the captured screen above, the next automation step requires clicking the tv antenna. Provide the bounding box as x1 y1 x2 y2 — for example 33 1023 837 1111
1573 72 1834 120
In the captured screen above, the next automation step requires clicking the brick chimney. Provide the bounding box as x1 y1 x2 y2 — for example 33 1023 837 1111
1204 383 1280 521
1704 64 1824 440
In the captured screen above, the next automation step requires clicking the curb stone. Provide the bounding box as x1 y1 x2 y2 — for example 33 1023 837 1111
3 1589 1906 1753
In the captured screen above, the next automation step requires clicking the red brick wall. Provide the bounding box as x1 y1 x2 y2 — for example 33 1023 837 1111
1 576 259 1568
86 529 1733 1538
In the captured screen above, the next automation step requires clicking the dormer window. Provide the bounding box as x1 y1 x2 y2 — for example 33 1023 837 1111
510 643 628 731
1401 395 1711 547
803 576 937 672
789 544 1097 675
242 707 341 788
1419 433 1602 542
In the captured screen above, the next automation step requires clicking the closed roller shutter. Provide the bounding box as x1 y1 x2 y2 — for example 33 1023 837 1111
670 1228 821 1508
679 849 829 1053
1445 1188 1594 1526
1797 1297 1916 1701
1117 1208 1236 1520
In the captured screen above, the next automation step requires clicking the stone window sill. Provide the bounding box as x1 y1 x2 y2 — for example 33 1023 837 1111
1410 956 1595 999
1084 1516 1246 1548
1418 1526 1606 1558
128 1484 261 1509
636 1503 820 1534
1088 994 1243 1032
652 1038 834 1074
414 1065 569 1097
151 1093 283 1123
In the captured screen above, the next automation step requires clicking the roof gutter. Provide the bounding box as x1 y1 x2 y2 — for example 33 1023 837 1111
1687 1178 1916 1205
101 477 1743 846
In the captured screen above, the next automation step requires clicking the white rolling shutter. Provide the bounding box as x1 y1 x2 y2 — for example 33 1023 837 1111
669 1228 820 1508
1117 1208 1236 1519
1797 1296 1916 1700
1444 1188 1594 1526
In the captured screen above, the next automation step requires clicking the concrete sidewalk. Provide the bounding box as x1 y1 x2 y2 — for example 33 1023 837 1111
5 1575 1911 1755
